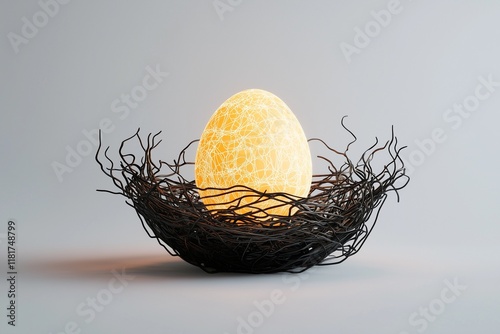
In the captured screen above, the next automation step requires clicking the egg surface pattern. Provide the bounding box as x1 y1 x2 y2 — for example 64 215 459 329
195 89 312 218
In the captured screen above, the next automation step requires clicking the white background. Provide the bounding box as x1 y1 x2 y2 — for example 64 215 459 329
1 1 499 333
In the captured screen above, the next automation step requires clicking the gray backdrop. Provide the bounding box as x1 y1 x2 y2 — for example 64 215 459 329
1 1 499 333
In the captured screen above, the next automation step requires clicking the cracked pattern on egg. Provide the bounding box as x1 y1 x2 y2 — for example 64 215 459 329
195 89 312 218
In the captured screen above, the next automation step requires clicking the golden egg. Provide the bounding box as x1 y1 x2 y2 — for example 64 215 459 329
194 89 312 219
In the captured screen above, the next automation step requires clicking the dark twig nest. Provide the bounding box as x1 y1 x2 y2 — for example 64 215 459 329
96 120 409 274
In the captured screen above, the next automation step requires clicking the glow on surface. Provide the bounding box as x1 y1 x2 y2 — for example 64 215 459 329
194 89 312 218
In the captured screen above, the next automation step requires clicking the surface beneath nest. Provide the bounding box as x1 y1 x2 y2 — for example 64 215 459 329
9 245 499 334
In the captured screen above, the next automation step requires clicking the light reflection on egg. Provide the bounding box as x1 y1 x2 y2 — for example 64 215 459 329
194 89 312 219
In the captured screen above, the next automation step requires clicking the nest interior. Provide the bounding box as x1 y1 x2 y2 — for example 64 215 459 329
96 121 409 274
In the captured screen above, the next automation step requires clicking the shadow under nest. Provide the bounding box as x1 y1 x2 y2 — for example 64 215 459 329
96 121 409 274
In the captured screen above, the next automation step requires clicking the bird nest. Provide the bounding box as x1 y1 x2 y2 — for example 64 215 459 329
95 121 409 274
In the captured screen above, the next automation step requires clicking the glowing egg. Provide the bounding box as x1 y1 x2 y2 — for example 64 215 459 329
194 89 312 218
